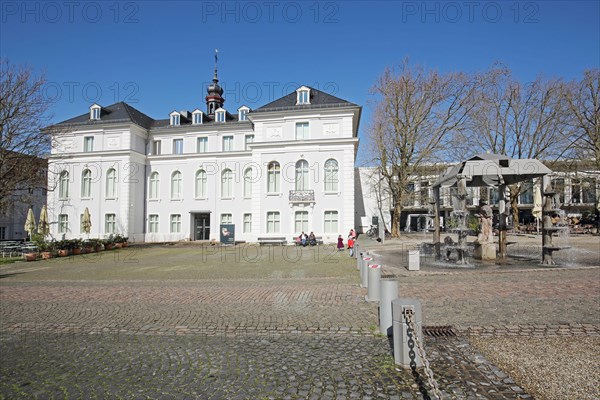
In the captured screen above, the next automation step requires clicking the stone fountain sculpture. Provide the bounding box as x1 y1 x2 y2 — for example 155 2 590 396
474 201 496 260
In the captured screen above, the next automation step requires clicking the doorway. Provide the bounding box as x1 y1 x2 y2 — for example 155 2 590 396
194 213 210 240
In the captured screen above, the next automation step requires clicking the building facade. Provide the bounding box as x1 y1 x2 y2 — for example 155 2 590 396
46 73 361 243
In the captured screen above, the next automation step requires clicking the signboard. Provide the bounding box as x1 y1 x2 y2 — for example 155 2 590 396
220 224 235 244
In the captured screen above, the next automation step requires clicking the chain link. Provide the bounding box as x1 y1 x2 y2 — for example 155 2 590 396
404 309 443 400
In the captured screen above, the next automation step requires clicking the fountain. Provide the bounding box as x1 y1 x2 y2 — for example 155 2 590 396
541 181 571 265
443 176 471 265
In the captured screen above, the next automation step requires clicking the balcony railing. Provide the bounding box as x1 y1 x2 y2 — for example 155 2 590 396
289 190 315 203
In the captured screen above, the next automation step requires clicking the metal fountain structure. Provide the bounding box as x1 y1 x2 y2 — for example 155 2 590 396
431 154 557 264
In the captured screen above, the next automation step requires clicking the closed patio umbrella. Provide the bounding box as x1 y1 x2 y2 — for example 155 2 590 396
24 207 36 240
38 205 50 237
82 207 92 235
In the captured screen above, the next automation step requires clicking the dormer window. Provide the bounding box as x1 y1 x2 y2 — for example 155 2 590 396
296 86 311 105
170 112 180 126
192 110 203 125
238 106 250 121
90 104 101 120
215 108 226 123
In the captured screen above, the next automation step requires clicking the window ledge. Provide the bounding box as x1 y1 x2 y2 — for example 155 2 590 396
195 197 208 200
266 193 282 197
221 197 234 200
149 199 160 202
324 191 340 195
81 197 93 200
105 197 118 201
170 198 184 202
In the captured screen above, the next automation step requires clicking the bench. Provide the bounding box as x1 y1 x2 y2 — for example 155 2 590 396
294 236 324 246
257 237 287 246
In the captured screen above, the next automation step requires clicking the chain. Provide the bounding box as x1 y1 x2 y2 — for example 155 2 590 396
404 309 443 400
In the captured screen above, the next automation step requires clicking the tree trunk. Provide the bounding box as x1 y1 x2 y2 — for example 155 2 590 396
391 201 402 238
510 189 520 230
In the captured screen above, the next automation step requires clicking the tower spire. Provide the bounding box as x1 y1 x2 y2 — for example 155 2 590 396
206 49 224 115
213 48 219 82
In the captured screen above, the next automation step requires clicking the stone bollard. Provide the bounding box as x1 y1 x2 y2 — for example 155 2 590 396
379 277 399 336
407 249 420 271
353 243 359 259
366 264 382 302
360 256 373 287
392 298 422 368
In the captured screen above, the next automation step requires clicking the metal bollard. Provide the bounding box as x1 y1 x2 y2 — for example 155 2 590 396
353 243 359 259
392 298 422 368
366 264 382 302
361 257 373 287
357 250 369 270
407 249 420 271
379 277 399 336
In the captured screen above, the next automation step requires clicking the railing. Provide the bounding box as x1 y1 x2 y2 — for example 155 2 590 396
289 190 315 202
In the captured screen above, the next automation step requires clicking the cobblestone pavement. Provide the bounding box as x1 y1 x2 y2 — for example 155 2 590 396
1 240 598 399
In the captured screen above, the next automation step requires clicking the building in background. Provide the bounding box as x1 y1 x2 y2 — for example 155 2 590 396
45 68 361 243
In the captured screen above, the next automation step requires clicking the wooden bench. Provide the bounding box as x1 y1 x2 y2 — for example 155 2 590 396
257 237 287 246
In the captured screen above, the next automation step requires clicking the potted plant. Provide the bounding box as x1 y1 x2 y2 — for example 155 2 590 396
23 251 37 262
71 239 82 255
103 235 115 250
82 239 94 254
33 235 54 260
56 240 71 257
114 234 124 249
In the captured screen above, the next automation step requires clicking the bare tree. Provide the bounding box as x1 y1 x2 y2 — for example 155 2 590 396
367 61 477 237
0 59 53 212
563 69 600 171
460 65 570 228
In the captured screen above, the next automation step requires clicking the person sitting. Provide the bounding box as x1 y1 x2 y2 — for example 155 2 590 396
295 235 302 246
308 232 316 246
300 232 307 246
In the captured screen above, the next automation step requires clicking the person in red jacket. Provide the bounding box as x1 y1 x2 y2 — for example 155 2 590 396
347 235 355 257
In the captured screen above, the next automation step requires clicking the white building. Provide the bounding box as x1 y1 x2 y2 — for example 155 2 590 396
45 70 361 243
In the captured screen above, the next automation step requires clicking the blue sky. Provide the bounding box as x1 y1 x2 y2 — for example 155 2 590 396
2 0 599 163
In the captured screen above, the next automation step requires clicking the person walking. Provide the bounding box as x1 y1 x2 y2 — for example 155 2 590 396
347 235 354 257
337 235 344 251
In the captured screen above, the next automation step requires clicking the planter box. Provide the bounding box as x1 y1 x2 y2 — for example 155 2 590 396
58 249 69 257
23 253 37 262
41 252 52 260
72 248 81 255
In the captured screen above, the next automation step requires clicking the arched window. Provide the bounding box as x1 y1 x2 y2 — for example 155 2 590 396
295 160 309 191
81 169 92 198
221 169 233 198
324 159 339 192
195 169 207 198
244 168 252 198
106 168 117 198
267 161 280 193
171 171 182 199
59 171 70 199
149 172 160 199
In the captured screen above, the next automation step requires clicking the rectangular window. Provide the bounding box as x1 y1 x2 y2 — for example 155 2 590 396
173 139 183 154
267 211 280 233
223 136 233 151
170 214 181 233
243 213 252 233
197 137 208 153
0 226 5 240
193 113 202 124
295 122 309 140
216 111 225 122
221 213 232 224
92 107 100 120
152 140 161 155
295 211 309 233
171 114 180 126
239 109 248 121
298 90 309 104
324 211 338 233
149 215 159 233
105 214 116 234
59 214 69 233
84 136 94 152
519 180 533 205
244 134 254 150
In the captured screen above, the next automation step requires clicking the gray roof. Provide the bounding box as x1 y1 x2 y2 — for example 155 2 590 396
252 86 359 113
433 154 552 188
49 86 359 130
49 102 244 130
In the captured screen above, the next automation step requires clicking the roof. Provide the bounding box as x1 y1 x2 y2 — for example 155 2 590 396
49 102 245 130
433 154 552 188
252 86 359 113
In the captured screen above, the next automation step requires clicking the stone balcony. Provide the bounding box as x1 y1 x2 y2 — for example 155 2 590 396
289 190 315 203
